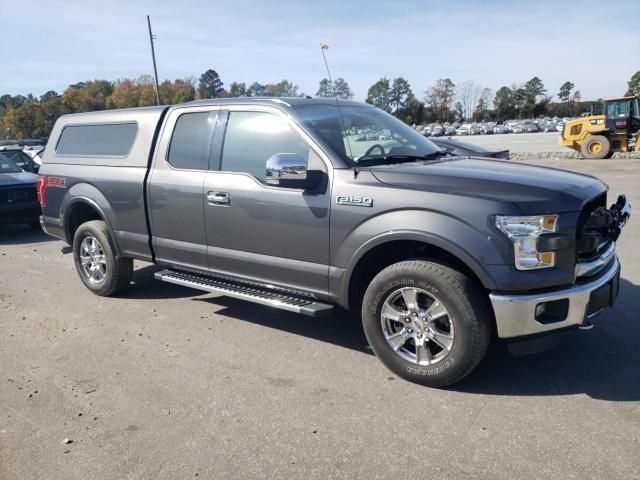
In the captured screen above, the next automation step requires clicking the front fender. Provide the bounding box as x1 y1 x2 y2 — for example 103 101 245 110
334 209 504 306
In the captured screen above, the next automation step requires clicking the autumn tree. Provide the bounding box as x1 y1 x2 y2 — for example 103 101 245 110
425 78 455 122
105 79 139 109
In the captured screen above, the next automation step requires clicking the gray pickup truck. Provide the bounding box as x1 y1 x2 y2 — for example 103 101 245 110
38 98 630 386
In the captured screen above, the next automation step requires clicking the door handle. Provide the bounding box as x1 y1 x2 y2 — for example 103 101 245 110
207 191 230 205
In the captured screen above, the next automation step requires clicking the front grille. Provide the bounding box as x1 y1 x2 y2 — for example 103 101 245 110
0 186 37 206
576 193 611 261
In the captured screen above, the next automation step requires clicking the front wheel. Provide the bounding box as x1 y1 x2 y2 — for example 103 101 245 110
361 260 491 387
580 134 611 159
72 220 133 296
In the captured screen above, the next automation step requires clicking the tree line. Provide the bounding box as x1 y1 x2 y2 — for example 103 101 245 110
365 74 639 125
1 69 638 140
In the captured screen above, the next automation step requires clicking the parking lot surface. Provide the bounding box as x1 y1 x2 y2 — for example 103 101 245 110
1 157 639 480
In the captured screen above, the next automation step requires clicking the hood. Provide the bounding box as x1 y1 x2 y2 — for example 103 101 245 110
370 157 606 214
0 170 38 187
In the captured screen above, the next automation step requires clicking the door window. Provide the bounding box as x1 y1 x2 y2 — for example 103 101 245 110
167 111 217 170
220 111 309 182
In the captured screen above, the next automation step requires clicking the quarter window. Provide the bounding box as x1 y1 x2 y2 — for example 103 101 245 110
56 123 137 156
167 111 217 170
220 111 309 182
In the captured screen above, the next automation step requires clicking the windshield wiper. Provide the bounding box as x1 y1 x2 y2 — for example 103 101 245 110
357 150 448 166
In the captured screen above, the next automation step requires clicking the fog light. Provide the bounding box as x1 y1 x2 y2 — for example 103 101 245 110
535 299 569 324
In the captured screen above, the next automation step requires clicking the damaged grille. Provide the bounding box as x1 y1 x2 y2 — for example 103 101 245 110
576 193 611 261
0 186 38 206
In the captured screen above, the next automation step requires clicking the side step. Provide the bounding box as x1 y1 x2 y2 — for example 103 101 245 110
154 269 334 317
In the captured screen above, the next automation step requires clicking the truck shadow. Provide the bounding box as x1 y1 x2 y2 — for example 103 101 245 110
201 278 640 402
128 266 639 402
117 264 199 300
0 224 54 245
450 277 640 401
196 296 372 355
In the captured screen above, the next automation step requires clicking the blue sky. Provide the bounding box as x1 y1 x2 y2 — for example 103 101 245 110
2 0 638 101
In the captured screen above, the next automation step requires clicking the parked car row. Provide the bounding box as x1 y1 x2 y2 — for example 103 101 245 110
416 117 573 137
0 141 45 228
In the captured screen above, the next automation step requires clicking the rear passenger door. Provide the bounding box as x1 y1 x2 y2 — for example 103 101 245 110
148 106 218 271
203 107 331 298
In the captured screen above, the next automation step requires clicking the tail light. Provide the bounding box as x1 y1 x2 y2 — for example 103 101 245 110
36 175 46 208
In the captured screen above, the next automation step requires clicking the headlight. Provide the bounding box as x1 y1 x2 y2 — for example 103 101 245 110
495 215 558 270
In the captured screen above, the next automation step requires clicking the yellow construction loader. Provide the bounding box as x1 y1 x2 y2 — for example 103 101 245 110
559 96 640 159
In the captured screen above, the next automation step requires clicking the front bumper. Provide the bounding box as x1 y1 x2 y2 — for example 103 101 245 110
0 204 41 224
490 255 620 338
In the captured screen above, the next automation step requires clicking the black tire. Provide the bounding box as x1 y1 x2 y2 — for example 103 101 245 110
72 220 133 296
580 134 611 159
604 151 615 159
361 260 491 387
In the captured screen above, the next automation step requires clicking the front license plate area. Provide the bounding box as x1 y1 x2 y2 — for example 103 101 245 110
587 269 620 317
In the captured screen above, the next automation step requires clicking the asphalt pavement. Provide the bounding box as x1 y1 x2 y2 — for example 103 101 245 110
1 157 639 479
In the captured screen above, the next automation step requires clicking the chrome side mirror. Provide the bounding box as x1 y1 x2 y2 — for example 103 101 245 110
265 153 307 186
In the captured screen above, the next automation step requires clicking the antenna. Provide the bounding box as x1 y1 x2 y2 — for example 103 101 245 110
147 15 161 106
320 43 356 173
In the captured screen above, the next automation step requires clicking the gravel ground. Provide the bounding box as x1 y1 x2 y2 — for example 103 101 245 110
440 132 640 159
453 132 566 152
1 157 639 480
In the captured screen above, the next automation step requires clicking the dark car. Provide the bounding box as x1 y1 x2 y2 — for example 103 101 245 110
0 153 41 228
430 137 509 159
0 146 40 173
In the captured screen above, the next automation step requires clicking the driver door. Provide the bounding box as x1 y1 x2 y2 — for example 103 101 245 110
203 107 332 298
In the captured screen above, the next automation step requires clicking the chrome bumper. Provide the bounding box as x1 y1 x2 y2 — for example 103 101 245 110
490 256 620 338
39 215 49 235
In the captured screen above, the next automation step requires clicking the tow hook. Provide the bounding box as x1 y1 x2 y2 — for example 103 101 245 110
578 320 594 330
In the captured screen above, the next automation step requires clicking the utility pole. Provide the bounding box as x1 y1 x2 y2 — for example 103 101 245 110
147 15 160 106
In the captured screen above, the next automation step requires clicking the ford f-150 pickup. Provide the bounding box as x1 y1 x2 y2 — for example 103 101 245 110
38 98 630 386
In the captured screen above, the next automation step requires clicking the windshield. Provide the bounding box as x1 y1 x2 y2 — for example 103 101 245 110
293 104 444 166
0 153 22 173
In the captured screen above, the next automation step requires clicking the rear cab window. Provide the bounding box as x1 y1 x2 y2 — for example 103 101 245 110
55 123 138 156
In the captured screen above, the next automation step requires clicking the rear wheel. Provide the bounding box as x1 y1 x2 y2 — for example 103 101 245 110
361 260 491 387
581 134 611 159
72 220 133 296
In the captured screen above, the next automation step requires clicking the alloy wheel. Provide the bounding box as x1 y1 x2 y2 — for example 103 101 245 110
380 287 455 365
79 236 107 284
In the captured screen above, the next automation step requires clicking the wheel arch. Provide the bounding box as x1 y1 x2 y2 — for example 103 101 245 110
342 231 497 311
62 189 121 256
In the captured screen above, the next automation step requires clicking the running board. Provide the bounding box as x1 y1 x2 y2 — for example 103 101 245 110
154 269 334 317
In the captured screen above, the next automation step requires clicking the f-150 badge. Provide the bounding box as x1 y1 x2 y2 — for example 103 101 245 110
336 195 373 207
